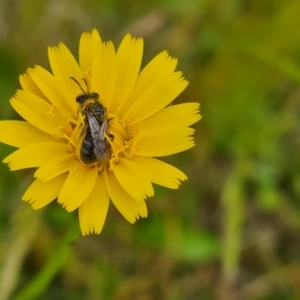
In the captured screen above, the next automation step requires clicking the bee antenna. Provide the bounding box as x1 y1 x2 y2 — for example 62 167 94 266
70 77 86 94
82 78 89 92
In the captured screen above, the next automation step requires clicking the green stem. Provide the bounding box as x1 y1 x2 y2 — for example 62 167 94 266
222 165 245 282
12 225 79 300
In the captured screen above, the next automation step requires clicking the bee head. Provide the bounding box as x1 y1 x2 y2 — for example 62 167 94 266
76 93 99 104
70 77 99 104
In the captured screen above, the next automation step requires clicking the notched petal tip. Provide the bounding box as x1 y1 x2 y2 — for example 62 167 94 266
91 28 102 42
120 33 144 48
3 155 14 169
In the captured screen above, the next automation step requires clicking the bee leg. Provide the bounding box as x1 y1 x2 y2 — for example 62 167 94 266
109 134 114 141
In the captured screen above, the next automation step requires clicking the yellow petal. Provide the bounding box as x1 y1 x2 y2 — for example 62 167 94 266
138 127 195 156
30 66 76 119
34 153 78 182
131 156 187 189
22 173 68 209
79 173 109 236
3 142 68 170
58 164 98 212
0 121 53 148
91 28 101 42
127 72 188 122
48 43 83 101
120 51 177 118
10 90 64 134
132 51 178 98
141 103 201 132
111 157 154 202
105 170 148 223
91 41 117 109
112 34 143 114
79 29 102 73
19 69 48 101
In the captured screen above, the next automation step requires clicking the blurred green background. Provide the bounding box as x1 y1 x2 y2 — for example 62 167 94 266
1 0 300 299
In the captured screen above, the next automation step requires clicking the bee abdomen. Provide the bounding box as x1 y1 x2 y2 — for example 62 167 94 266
80 133 97 164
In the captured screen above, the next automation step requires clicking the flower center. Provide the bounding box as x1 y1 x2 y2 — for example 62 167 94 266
66 112 142 171
107 114 142 167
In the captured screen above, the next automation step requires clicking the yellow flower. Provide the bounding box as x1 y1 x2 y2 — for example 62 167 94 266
0 29 201 235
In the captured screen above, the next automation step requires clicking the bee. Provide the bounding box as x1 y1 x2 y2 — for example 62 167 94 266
70 77 113 165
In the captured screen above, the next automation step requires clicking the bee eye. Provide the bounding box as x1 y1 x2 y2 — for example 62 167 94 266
76 95 84 104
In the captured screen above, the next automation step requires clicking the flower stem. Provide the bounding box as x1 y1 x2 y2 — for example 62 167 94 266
221 163 246 297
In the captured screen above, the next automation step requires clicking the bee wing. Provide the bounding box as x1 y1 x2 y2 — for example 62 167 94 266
87 112 108 159
87 112 104 141
79 122 88 138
